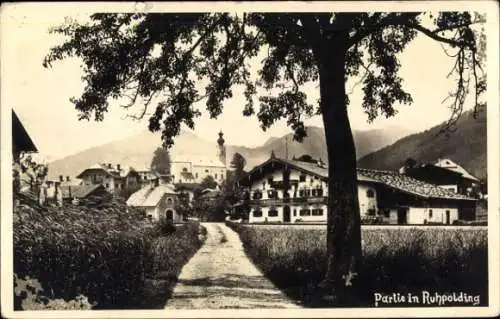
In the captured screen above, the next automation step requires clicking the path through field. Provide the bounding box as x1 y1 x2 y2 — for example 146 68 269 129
164 222 301 309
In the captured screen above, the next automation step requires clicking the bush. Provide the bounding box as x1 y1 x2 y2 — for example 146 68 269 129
152 218 177 236
14 197 154 309
227 222 488 307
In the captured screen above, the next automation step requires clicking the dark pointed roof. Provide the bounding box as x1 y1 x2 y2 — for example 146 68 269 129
12 110 37 153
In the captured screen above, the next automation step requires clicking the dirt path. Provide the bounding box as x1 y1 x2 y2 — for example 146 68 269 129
164 222 301 309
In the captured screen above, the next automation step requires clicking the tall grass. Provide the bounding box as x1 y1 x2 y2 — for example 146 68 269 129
228 223 488 307
14 197 205 310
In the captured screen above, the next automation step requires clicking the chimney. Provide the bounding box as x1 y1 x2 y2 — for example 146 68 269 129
66 176 70 182
108 163 112 169
59 175 64 182
117 164 121 170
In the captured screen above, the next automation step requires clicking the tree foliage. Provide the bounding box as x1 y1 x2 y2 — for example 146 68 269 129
44 12 485 146
150 146 171 175
199 175 217 190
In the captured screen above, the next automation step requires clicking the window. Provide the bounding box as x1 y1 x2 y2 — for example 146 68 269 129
253 210 262 217
182 167 188 172
268 209 278 217
215 173 218 179
429 209 433 218
268 176 274 184
299 189 305 197
312 209 323 216
300 209 311 216
106 183 109 188
268 190 278 199
366 189 375 198
317 188 324 197
306 189 311 197
167 198 173 205
205 169 209 173
383 210 390 218
253 190 263 200
367 209 376 216
311 189 317 197
195 173 198 178
299 174 306 182
293 209 297 216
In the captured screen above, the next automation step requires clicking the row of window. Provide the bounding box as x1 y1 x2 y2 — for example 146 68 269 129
252 208 324 217
252 188 325 200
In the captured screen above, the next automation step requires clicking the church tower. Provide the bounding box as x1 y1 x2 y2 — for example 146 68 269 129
217 130 226 167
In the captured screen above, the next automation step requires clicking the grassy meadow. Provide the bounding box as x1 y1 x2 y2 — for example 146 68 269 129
227 222 488 307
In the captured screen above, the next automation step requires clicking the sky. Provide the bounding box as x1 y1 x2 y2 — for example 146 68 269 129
2 4 480 163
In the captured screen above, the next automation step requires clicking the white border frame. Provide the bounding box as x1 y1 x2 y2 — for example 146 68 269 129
1 1 499 318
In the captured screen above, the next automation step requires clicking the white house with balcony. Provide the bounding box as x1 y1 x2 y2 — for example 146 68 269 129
234 153 477 225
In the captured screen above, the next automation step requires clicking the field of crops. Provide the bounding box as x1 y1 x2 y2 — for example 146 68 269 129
228 222 488 307
13 197 204 310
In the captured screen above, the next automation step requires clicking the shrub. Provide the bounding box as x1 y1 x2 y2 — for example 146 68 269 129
152 218 177 236
14 197 154 309
227 222 488 307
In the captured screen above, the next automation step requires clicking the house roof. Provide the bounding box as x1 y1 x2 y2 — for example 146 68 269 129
60 184 107 199
175 182 201 191
77 163 138 179
127 183 177 207
242 156 475 201
172 155 226 168
12 110 37 153
434 158 479 182
357 168 475 201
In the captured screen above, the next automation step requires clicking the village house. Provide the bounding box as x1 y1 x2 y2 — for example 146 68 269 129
170 131 227 185
399 158 480 196
12 110 38 164
126 176 182 222
76 163 140 194
234 154 477 225
12 110 45 205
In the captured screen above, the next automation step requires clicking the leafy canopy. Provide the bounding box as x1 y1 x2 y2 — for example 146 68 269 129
44 12 486 147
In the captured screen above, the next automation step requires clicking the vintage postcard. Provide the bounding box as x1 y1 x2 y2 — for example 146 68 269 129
1 1 499 318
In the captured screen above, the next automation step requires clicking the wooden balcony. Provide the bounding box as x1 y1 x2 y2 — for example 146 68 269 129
247 196 327 207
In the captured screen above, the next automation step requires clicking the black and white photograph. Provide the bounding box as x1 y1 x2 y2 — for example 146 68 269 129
1 1 499 318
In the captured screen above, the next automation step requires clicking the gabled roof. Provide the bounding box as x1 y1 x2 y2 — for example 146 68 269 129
242 156 475 201
77 163 138 179
357 168 475 201
12 110 37 153
127 183 177 207
175 182 201 191
60 184 107 199
434 158 479 182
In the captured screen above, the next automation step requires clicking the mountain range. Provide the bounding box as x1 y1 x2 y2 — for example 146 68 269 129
357 109 487 180
47 109 486 181
46 125 411 180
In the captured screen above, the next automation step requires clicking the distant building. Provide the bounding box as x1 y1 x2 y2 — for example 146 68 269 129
76 163 140 194
126 176 182 222
235 154 477 225
135 168 158 185
170 131 227 185
400 158 480 196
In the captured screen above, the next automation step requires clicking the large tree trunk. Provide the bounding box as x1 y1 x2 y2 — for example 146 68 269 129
317 39 362 303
